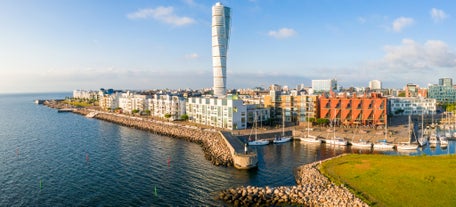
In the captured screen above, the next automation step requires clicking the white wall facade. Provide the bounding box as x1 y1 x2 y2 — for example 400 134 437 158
212 2 230 97
389 97 436 116
186 96 246 130
147 94 186 120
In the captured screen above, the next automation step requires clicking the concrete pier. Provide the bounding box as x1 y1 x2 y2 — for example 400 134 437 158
220 131 258 169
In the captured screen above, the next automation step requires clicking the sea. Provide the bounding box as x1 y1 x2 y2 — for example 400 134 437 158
0 92 454 206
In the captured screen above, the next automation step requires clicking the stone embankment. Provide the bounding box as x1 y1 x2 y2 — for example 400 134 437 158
218 157 368 206
71 109 234 167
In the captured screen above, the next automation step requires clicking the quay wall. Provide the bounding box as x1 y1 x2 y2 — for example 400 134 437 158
219 132 258 169
218 155 368 206
72 109 234 167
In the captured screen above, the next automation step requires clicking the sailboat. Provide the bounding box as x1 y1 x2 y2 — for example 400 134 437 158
396 115 418 151
351 127 373 148
325 110 348 146
351 112 372 148
248 112 269 146
417 113 428 147
273 108 292 144
299 108 321 143
373 115 395 150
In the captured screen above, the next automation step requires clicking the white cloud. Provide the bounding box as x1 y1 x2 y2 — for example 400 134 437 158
268 28 297 39
358 17 367 24
430 8 448 22
380 39 456 71
182 0 196 6
184 53 199 59
392 17 414 32
127 6 195 26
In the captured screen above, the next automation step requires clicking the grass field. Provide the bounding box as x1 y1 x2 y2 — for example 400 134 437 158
320 154 456 207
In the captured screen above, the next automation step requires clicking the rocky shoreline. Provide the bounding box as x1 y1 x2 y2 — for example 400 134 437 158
48 104 368 206
218 156 369 206
70 109 234 167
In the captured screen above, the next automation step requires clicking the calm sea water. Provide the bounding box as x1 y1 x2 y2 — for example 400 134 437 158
0 93 454 206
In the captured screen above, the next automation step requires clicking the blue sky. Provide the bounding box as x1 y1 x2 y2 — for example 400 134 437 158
1 0 455 93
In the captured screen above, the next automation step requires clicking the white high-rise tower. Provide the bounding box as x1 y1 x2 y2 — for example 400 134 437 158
212 2 230 97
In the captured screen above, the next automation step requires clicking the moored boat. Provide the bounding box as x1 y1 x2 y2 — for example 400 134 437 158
373 139 395 149
351 139 373 148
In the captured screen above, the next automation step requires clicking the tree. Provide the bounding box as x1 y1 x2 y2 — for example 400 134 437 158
398 92 406 97
446 104 456 113
316 118 330 126
164 113 172 119
180 114 189 121
144 109 151 115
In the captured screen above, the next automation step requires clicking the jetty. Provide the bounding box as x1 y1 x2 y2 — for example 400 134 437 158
57 108 74 113
220 131 258 169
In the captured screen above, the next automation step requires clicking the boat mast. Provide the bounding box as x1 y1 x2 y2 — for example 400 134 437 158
282 108 285 136
408 115 411 143
255 112 258 141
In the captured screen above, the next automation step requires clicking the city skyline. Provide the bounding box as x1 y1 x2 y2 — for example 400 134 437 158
0 0 455 93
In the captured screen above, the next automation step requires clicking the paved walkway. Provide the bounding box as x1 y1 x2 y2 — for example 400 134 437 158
221 131 246 154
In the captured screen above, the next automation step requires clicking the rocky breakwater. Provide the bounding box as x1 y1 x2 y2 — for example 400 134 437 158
80 111 233 167
218 158 368 206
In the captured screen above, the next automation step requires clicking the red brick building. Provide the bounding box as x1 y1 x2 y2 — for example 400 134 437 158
319 92 387 126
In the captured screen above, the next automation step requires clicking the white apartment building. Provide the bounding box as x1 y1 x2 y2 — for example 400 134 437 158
73 90 99 100
118 92 149 114
147 94 186 120
389 97 436 116
186 96 247 130
311 79 337 92
369 80 382 90
99 93 121 111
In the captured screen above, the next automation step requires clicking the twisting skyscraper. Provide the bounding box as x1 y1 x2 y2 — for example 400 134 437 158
212 2 230 97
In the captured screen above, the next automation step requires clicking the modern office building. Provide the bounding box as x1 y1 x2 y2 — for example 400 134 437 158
428 78 456 104
212 2 231 97
389 97 436 116
369 80 382 90
311 79 337 92
439 78 453 87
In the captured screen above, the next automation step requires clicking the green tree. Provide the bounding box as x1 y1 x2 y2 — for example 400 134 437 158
180 114 189 121
398 92 406 97
164 113 172 119
446 104 456 113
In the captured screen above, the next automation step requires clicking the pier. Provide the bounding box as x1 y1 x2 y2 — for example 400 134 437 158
220 131 258 169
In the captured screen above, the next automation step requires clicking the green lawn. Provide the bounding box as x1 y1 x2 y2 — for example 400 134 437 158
320 154 456 207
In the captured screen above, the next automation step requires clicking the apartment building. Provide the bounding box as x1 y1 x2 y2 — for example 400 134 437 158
389 97 436 116
186 95 246 130
319 92 387 126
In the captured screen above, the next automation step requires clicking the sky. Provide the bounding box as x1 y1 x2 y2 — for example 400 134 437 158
1 0 455 93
